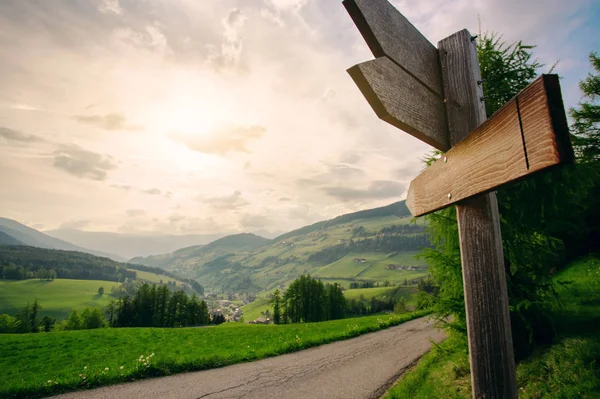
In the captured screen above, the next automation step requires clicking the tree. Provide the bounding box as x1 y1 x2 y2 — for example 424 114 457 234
0 314 18 333
41 316 56 332
30 300 40 333
81 307 105 329
571 53 600 162
98 287 104 295
66 309 82 330
271 289 282 324
570 53 600 250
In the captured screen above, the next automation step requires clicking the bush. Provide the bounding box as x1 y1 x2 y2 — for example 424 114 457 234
0 314 18 333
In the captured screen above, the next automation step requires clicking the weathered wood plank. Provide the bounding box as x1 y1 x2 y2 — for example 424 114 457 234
343 0 443 97
520 75 574 169
438 29 518 399
405 75 573 217
348 57 449 150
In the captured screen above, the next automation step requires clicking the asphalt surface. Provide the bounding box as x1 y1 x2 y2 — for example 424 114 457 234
52 317 445 399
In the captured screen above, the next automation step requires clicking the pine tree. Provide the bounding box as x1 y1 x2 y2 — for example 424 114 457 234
30 300 40 333
571 53 600 162
271 289 282 324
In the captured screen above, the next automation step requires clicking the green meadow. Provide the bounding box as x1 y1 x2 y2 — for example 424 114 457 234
385 256 600 399
0 279 120 319
0 311 429 399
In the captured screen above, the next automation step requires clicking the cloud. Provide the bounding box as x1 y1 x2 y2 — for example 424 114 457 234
126 209 146 217
322 180 405 202
266 0 308 11
140 188 172 197
72 113 139 131
52 145 117 181
295 163 366 189
205 190 249 210
0 127 43 142
170 125 265 155
97 0 122 15
241 213 273 230
142 188 162 195
112 184 132 191
207 8 247 69
59 219 91 230
168 214 185 223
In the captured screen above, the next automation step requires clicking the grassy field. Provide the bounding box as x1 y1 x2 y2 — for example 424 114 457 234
240 297 271 321
131 270 184 285
344 286 396 300
385 256 600 399
0 311 429 399
0 279 120 319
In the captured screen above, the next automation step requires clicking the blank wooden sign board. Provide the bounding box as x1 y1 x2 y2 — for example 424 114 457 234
343 0 574 398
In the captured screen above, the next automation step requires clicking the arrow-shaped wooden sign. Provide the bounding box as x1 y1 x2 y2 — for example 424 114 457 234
344 0 450 151
406 74 574 216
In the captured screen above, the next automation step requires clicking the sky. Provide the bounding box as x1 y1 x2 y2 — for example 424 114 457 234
0 0 598 238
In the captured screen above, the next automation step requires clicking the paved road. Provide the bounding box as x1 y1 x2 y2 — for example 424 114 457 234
52 317 445 399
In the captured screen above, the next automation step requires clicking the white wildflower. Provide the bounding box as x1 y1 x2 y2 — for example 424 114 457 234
105 367 109 371
120 366 124 370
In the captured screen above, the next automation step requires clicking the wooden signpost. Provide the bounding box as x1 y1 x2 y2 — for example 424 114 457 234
343 1 574 398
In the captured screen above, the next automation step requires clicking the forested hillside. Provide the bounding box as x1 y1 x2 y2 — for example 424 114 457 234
0 245 204 294
132 201 430 294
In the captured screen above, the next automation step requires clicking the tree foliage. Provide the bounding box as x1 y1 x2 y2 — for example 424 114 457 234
109 284 211 328
571 53 600 162
278 275 346 323
420 32 598 359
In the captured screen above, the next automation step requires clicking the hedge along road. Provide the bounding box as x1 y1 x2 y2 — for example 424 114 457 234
52 317 445 399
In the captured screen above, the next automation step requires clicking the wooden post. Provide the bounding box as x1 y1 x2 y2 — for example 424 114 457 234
438 30 518 398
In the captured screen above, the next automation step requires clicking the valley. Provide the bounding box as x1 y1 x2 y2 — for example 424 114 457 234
131 201 430 297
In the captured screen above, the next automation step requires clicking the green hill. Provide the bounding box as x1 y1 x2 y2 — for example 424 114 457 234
0 279 121 319
131 201 430 295
0 245 204 294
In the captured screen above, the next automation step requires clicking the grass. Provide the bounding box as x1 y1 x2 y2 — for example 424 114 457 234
131 270 182 285
0 311 429 399
384 334 471 399
343 286 396 300
240 297 271 321
384 256 600 399
0 279 120 320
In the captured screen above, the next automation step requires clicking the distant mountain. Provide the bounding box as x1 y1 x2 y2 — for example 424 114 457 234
274 200 411 242
130 233 271 267
44 229 224 259
0 231 23 246
130 200 429 295
0 218 123 261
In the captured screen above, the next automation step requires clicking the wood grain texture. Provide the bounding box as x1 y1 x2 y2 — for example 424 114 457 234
343 0 443 97
438 29 518 399
406 75 573 217
347 57 449 150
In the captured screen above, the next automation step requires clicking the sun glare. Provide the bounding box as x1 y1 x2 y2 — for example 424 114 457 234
149 71 229 136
